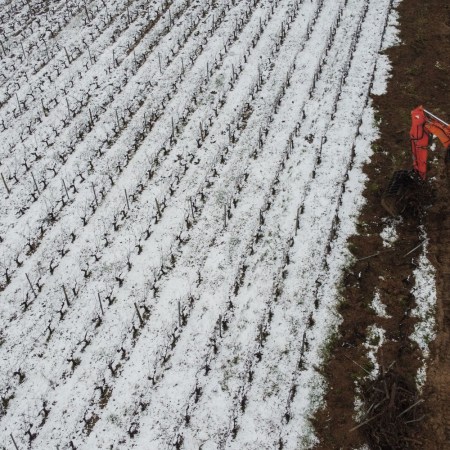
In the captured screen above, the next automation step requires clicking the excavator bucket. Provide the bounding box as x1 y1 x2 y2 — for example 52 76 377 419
381 170 417 217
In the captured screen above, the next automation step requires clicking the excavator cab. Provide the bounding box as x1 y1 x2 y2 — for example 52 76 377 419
381 106 450 217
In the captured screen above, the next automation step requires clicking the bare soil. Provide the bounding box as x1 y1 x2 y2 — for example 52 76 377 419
313 0 450 448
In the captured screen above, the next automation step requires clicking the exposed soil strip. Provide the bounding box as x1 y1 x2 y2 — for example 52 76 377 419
313 0 450 448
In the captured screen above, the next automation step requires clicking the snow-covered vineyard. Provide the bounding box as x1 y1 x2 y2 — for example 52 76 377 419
0 0 397 448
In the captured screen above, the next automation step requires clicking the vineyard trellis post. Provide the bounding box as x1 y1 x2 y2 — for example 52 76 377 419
20 41 26 59
26 273 37 298
87 45 93 65
1 172 10 195
134 302 143 327
92 183 98 206
0 40 6 57
64 46 71 64
31 172 40 193
62 179 70 200
15 93 22 113
98 292 104 315
10 433 19 450
125 189 130 210
63 285 70 308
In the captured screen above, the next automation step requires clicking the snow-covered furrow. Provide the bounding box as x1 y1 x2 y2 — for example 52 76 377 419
0 0 306 444
0 0 145 107
0 0 267 374
0 1 264 299
0 0 247 291
224 2 393 449
0 0 401 447
279 110 378 450
96 1 353 448
29 0 316 444
7 1 326 446
175 1 371 447
79 2 325 447
279 5 394 449
0 0 83 84
0 0 192 227
0 0 267 359
0 0 112 103
0 0 181 163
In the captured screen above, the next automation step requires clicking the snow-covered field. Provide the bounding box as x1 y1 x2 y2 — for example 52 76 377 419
0 0 398 448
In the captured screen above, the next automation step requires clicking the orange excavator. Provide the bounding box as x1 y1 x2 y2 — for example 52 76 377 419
381 106 450 216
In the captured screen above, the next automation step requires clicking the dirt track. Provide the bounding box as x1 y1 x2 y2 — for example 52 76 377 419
314 0 450 448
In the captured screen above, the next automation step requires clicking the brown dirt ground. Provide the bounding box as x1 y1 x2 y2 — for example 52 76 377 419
313 0 450 449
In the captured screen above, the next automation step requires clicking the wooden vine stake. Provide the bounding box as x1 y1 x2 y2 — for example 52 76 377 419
65 97 70 116
15 93 22 113
10 434 19 450
0 40 6 57
134 302 143 327
115 109 120 129
92 183 98 206
31 172 40 194
26 273 37 298
62 284 70 307
87 46 93 65
20 41 26 59
189 197 195 218
1 172 10 195
62 179 70 200
124 189 130 210
98 292 104 315
89 108 94 127
64 46 71 64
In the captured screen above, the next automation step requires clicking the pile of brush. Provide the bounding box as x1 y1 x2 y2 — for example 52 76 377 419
355 363 425 449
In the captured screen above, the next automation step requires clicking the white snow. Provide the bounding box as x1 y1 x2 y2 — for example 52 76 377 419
0 0 405 448
354 324 385 422
410 228 437 390
364 325 386 380
371 289 392 318
380 219 399 248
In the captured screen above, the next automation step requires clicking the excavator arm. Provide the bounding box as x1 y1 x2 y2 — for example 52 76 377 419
410 106 450 179
382 106 450 216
